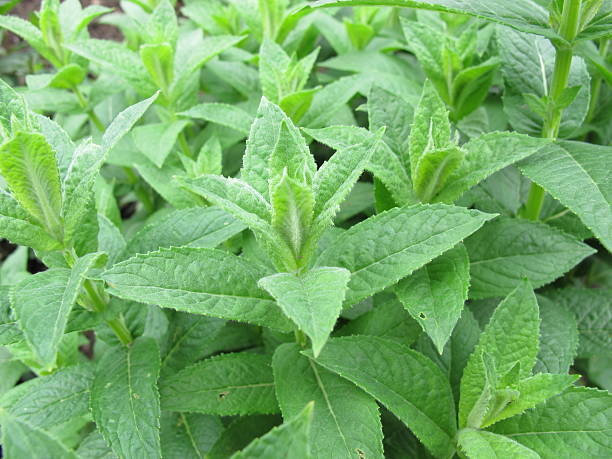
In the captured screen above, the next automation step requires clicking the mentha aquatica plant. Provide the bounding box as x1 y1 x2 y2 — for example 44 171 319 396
0 0 610 458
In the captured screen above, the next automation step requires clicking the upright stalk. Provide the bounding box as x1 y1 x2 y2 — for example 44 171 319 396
522 0 582 220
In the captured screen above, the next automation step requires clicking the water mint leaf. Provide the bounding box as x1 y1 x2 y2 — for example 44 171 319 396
159 314 225 380
91 337 161 459
434 132 548 204
543 287 612 358
160 412 222 459
0 132 63 240
273 343 384 458
491 387 612 458
269 120 316 189
409 80 451 181
396 244 470 354
459 281 540 428
312 127 381 234
103 247 293 331
12 253 104 368
414 146 465 203
67 39 156 95
317 204 495 306
231 402 313 459
518 141 612 252
0 190 62 251
259 267 350 357
465 217 595 299
368 84 413 156
270 170 314 263
309 336 456 459
242 97 310 197
160 353 277 415
0 15 57 66
0 364 93 430
179 103 253 135
497 27 590 138
132 120 189 168
458 428 540 459
120 206 245 261
314 1 554 39
534 295 579 374
0 414 78 459
482 373 579 428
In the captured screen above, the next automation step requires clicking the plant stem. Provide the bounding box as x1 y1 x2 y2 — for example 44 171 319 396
73 86 105 132
585 39 609 123
64 249 133 346
178 131 194 158
522 0 582 221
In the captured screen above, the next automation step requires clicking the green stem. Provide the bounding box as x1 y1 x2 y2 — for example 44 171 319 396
522 0 582 221
73 86 105 132
178 131 194 159
64 249 133 346
585 39 609 124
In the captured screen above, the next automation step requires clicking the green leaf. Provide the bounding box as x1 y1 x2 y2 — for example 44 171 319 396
303 125 414 206
409 80 452 181
310 336 456 459
534 295 578 374
121 207 245 261
140 43 174 95
179 103 253 135
543 287 611 358
482 373 578 428
177 175 271 230
414 146 465 203
91 337 161 459
0 77 28 137
336 293 422 346
395 244 470 353
161 412 223 459
103 247 293 331
279 88 318 123
132 120 189 168
270 170 315 263
497 27 590 138
160 313 225 380
464 217 595 299
0 364 93 430
458 281 540 428
0 414 78 459
273 343 384 458
434 133 548 204
0 132 63 240
269 120 316 188
518 141 612 252
242 97 311 197
0 190 62 251
12 253 104 368
312 127 381 233
231 402 313 459
317 204 495 306
0 15 58 66
101 92 159 155
25 64 86 91
67 39 156 95
458 428 540 459
491 387 612 458
160 353 278 415
259 267 350 357
314 0 554 39
368 84 413 156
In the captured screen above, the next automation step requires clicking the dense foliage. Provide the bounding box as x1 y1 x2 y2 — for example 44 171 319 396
0 0 611 457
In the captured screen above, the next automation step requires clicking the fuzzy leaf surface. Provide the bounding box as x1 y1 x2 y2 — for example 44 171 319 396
160 353 277 415
103 247 292 331
317 204 495 306
90 337 161 459
310 336 456 459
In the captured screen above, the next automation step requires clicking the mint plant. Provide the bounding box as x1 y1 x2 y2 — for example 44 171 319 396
0 0 610 458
